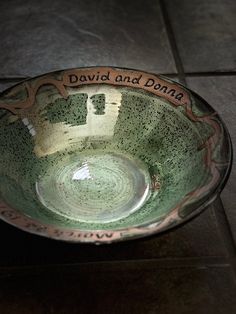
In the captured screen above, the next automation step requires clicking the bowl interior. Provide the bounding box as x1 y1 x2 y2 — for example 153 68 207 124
0 68 231 242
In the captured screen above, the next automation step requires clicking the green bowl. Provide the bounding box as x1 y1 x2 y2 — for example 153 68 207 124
0 67 232 243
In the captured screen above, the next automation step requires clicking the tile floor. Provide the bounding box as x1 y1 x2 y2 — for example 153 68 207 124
0 1 235 313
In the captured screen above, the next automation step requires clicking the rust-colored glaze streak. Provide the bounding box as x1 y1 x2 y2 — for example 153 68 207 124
0 78 68 114
185 103 221 190
151 175 161 191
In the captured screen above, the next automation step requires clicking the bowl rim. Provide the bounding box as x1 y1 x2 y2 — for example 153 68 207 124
0 66 233 243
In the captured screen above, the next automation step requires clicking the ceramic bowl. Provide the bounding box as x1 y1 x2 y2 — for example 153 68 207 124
0 67 232 243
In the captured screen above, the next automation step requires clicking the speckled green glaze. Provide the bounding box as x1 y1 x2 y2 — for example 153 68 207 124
0 67 232 243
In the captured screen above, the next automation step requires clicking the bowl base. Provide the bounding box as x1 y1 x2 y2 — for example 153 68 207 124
35 151 151 224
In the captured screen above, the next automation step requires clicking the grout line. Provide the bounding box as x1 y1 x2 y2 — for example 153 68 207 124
0 77 29 83
0 71 235 84
185 71 236 77
212 197 236 257
211 197 236 281
0 256 231 277
159 0 186 85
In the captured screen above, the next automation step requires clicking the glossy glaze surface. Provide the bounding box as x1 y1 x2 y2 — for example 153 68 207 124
0 67 232 242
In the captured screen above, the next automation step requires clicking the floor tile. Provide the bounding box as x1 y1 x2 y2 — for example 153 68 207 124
165 0 236 72
0 0 176 77
0 264 236 314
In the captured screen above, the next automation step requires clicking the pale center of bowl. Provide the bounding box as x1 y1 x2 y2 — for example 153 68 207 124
35 151 151 223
